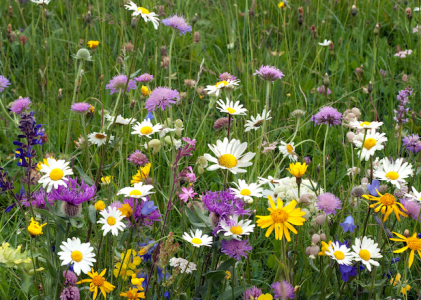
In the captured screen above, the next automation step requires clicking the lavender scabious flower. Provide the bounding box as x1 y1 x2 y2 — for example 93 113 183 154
317 85 331 95
401 199 421 221
394 86 412 124
71 102 91 114
244 286 263 299
311 106 342 126
105 74 136 95
134 73 154 83
162 15 192 35
127 150 149 166
123 198 161 226
63 270 78 286
271 280 295 299
402 134 421 153
221 239 252 260
316 192 342 215
10 97 31 114
22 188 55 209
60 286 80 300
254 65 285 82
219 72 237 81
50 178 96 205
0 75 11 92
145 87 180 112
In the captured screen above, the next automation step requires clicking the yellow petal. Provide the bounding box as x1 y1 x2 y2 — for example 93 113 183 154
393 246 409 253
408 250 415 268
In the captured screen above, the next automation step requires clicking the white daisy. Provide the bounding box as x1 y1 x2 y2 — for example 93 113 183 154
105 114 136 129
405 186 421 202
182 229 213 247
88 132 115 146
159 127 176 138
124 1 160 30
204 79 240 97
349 120 384 130
258 176 281 186
244 109 271 132
204 138 255 174
117 182 154 201
57 237 96 275
38 158 74 192
231 179 263 203
325 241 353 266
217 215 255 240
352 236 382 271
216 98 247 116
278 141 297 161
318 39 332 46
31 0 51 4
353 129 387 161
374 158 413 189
414 7 421 12
97 207 126 236
131 119 163 138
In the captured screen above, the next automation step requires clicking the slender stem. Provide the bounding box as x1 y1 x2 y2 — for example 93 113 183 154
322 124 329 191
168 31 176 88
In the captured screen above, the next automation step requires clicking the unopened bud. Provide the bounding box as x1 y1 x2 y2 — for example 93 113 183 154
44 9 50 19
361 177 369 187
368 81 373 93
406 8 412 21
374 23 381 35
131 17 137 29
58 88 63 100
315 213 326 225
351 5 357 16
312 234 321 244
320 233 326 241
379 185 388 194
404 229 410 237
346 132 355 142
130 100 136 110
197 156 207 166
298 14 303 25
191 14 198 25
198 165 204 174
8 6 13 18
323 73 330 87
174 119 183 128
175 128 182 137
161 46 168 57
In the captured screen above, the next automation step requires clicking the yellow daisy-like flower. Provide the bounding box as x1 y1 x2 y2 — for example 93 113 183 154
113 250 141 279
101 175 112 185
391 232 421 268
225 270 231 280
36 157 52 171
258 294 273 300
362 191 407 221
120 287 145 299
118 203 133 218
94 201 106 211
286 162 308 178
27 217 46 237
318 241 333 256
87 41 100 49
141 85 150 96
256 196 306 241
390 273 411 295
131 163 151 185
77 268 115 300
278 1 285 8
89 105 95 113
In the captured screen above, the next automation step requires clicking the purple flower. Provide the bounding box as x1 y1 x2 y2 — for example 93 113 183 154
244 286 263 299
340 216 357 233
366 179 380 197
304 157 311 164
134 73 154 83
253 65 285 82
105 74 136 95
162 15 192 35
391 257 400 264
138 240 157 262
185 166 196 182
271 280 295 299
123 198 161 226
10 97 31 114
22 188 55 209
145 87 180 112
394 86 412 124
0 76 10 93
317 85 331 95
311 106 342 126
219 72 237 81
401 199 421 221
182 137 197 146
179 186 197 202
60 286 80 300
339 264 357 282
403 134 421 154
127 150 149 166
63 270 77 286
71 102 91 114
316 192 342 215
50 178 97 205
221 239 252 260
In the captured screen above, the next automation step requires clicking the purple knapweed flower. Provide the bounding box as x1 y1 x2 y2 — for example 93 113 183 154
403 134 421 154
60 286 80 300
105 74 136 95
50 178 97 205
10 97 31 114
134 73 154 83
22 188 55 209
244 286 263 299
0 76 11 93
311 106 342 126
127 150 149 166
219 72 237 81
145 87 179 112
71 102 91 114
271 280 295 299
221 238 252 260
63 270 78 286
316 192 342 215
253 65 285 82
162 15 192 35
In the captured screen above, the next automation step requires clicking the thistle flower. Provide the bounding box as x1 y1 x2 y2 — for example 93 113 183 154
51 178 97 206
219 72 237 81
71 102 91 114
0 75 11 92
127 150 149 166
105 74 136 95
221 239 252 260
213 117 232 131
311 106 342 126
271 280 295 299
162 15 192 35
10 97 31 114
316 193 342 215
134 73 154 83
244 287 263 299
145 87 179 112
253 65 285 82
60 286 80 300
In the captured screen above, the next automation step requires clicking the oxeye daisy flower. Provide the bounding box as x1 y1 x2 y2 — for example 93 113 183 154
353 129 387 161
244 109 271 132
204 79 239 96
117 182 154 201
30 0 51 4
97 207 126 236
221 239 252 260
311 106 342 126
77 268 115 300
124 1 160 30
10 97 31 114
278 141 297 161
216 98 247 115
0 75 11 92
38 158 73 192
256 196 306 241
362 190 407 221
134 73 154 83
182 229 213 247
391 232 421 268
325 241 353 265
204 138 255 174
405 186 421 202
71 102 91 114
231 179 263 203
286 162 308 178
162 15 192 35
105 114 137 128
145 87 179 112
318 39 332 46
105 74 136 95
352 237 382 271
253 65 285 82
374 158 413 189
349 120 384 130
131 119 163 138
217 215 255 240
58 237 96 275
88 132 114 146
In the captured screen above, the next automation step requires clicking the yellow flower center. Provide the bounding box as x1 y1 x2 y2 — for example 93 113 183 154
118 203 133 217
137 7 150 14
226 107 236 114
230 226 243 235
129 190 142 196
107 216 116 226
407 237 421 250
92 275 105 287
191 238 202 245
333 251 345 260
140 126 153 135
216 80 228 87
379 193 396 206
270 208 289 223
286 144 294 153
360 121 371 127
95 133 106 139
240 189 251 196
49 168 64 181
125 290 138 299
218 154 238 168
359 249 371 261
364 138 377 150
71 250 83 262
385 171 399 181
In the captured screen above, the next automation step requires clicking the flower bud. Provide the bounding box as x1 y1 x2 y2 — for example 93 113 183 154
197 156 207 166
351 187 365 198
406 7 412 21
374 23 381 35
58 88 63 100
315 213 326 225
130 100 136 110
60 202 82 218
198 165 204 174
131 17 137 29
346 132 355 142
323 73 330 87
351 5 357 16
175 127 183 137
320 233 326 241
368 81 373 94
361 177 369 187
74 48 92 61
194 31 200 43
404 229 410 237
312 234 321 244
379 185 388 194
174 119 183 128
191 14 198 25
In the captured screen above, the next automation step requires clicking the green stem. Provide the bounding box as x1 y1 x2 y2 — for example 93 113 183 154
322 125 329 191
168 31 176 88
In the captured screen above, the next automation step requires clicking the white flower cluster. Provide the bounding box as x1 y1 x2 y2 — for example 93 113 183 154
169 257 197 274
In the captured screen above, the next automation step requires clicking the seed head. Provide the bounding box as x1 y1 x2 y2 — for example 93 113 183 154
74 48 92 61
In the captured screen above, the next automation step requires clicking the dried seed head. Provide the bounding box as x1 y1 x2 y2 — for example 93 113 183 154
160 56 169 69
351 186 365 198
406 7 412 20
158 5 165 17
209 212 219 228
124 41 134 53
131 17 137 29
8 6 13 18
291 109 306 119
194 31 200 43
60 202 83 218
161 46 168 57
184 79 196 88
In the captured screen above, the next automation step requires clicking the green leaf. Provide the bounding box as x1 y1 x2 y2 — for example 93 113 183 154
203 270 227 284
21 272 31 294
74 166 94 186
217 285 253 300
88 204 97 224
308 257 320 272
217 258 237 271
44 255 59 279
267 254 277 269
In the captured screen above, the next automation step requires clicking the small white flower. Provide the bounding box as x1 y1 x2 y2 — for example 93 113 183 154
231 180 263 203
97 207 126 236
414 7 421 12
105 114 136 129
204 79 239 97
217 215 255 240
349 120 384 130
244 109 271 132
38 158 74 193
31 0 51 4
57 238 96 275
318 39 332 46
325 241 353 266
169 257 197 274
124 1 160 30
278 141 297 161
117 182 154 201
88 132 115 146
216 98 247 116
352 237 382 271
374 158 413 189
353 129 387 161
131 119 163 138
405 186 421 202
182 229 213 247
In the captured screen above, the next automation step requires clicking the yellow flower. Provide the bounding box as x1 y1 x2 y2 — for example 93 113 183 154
120 287 145 299
141 85 150 96
94 201 106 211
390 273 411 295
27 217 46 237
286 162 308 178
37 157 52 171
77 268 115 300
318 241 333 256
258 294 273 300
225 270 231 280
391 232 421 268
256 196 306 241
89 105 95 113
113 250 141 279
131 163 151 185
118 203 133 218
101 175 112 185
87 41 100 49
131 275 145 286
362 191 407 221
278 1 285 8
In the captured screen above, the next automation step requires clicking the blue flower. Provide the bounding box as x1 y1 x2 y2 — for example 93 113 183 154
340 216 357 233
164 291 171 300
339 264 357 282
366 179 380 197
145 112 155 120
138 240 157 262
141 201 158 216
391 257 400 264
5 203 16 212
